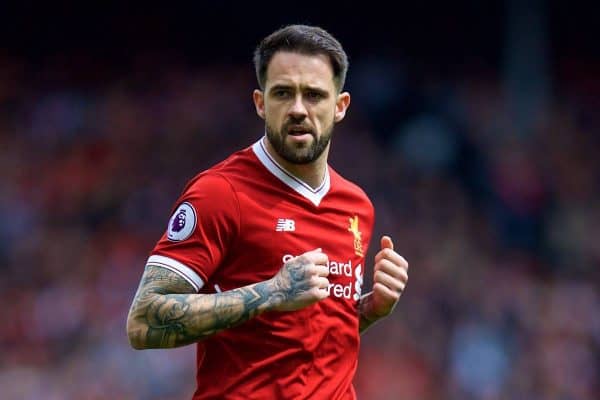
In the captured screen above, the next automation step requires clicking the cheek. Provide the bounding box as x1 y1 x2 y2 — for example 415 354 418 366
265 105 285 124
315 108 335 129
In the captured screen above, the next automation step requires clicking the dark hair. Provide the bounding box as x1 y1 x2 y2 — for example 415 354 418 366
253 24 349 92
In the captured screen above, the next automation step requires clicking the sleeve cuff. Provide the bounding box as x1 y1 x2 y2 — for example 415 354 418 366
146 255 205 292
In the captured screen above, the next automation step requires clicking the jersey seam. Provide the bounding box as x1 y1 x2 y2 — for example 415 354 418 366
212 171 242 258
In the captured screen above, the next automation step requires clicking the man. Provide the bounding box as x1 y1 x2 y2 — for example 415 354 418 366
126 24 409 399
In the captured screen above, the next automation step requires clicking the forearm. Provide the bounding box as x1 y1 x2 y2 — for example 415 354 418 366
127 267 285 349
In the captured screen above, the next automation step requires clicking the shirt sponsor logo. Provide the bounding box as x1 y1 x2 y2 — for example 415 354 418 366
282 254 363 301
167 202 197 241
275 218 296 232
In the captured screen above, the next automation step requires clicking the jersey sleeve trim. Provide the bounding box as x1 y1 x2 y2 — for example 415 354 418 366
146 255 205 292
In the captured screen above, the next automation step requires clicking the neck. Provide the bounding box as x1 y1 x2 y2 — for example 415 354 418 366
262 137 329 190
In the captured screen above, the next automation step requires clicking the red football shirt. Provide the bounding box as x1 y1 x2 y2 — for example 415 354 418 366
149 137 375 399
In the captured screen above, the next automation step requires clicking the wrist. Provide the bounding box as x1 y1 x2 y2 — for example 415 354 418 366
262 278 287 312
359 292 379 322
358 292 381 333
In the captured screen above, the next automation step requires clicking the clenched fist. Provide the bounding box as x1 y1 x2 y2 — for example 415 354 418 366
362 236 409 323
270 248 330 311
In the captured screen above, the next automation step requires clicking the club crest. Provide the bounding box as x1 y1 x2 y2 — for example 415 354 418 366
348 215 364 257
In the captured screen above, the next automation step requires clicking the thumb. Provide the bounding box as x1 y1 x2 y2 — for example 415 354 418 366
380 235 394 251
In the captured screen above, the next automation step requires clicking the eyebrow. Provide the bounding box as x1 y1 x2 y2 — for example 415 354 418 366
268 84 329 95
268 84 292 93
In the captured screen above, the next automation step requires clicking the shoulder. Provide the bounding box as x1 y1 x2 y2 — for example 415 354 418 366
171 147 261 223
329 167 373 209
183 145 258 195
184 172 236 198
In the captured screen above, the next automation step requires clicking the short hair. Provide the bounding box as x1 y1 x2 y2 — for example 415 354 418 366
253 24 349 93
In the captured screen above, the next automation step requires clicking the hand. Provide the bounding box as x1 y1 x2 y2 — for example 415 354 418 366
270 248 330 311
367 236 409 319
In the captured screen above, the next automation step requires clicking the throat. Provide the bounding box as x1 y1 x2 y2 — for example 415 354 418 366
263 137 328 190
286 165 326 190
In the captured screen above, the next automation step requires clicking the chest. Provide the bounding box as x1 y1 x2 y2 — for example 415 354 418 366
211 189 371 306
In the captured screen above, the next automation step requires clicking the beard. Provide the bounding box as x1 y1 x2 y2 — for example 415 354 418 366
265 120 334 165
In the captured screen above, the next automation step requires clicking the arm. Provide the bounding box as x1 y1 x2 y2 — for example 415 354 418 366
126 249 330 349
359 236 409 334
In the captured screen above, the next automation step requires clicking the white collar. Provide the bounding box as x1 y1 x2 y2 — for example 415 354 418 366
252 137 330 206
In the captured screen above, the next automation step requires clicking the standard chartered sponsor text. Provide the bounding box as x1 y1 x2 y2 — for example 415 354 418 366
282 254 363 300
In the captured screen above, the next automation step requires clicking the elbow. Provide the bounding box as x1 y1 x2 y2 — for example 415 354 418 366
129 340 147 351
126 313 148 350
128 334 146 350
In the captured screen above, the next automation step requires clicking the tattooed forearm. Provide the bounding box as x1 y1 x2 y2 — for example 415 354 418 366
127 265 297 349
127 253 322 349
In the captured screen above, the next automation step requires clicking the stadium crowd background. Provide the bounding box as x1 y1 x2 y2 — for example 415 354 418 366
1 2 598 399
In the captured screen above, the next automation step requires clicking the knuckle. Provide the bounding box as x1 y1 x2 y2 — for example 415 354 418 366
389 260 401 271
311 275 323 288
373 270 382 281
385 258 398 269
400 279 408 290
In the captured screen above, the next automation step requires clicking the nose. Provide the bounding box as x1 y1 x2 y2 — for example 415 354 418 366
288 95 308 120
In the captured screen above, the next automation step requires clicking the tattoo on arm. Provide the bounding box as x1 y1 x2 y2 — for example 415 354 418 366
128 260 311 349
271 257 312 300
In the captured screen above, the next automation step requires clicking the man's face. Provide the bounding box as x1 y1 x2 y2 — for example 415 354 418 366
253 51 350 165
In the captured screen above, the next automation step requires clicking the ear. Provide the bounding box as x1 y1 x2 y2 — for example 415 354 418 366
334 92 351 123
253 89 266 120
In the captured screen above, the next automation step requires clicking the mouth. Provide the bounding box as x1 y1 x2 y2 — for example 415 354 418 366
286 125 314 136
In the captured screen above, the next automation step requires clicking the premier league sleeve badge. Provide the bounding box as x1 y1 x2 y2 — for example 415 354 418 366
167 202 197 241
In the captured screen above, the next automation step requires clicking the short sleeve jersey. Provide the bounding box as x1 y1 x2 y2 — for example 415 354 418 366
149 138 375 400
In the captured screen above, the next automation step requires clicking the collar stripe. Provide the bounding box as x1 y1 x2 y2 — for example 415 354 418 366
252 137 330 206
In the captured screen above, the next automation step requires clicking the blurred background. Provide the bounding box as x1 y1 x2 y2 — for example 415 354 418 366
1 1 599 399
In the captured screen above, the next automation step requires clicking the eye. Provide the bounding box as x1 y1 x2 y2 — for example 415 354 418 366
273 89 291 99
306 91 324 101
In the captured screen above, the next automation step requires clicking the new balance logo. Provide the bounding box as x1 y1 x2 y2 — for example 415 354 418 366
276 219 296 232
